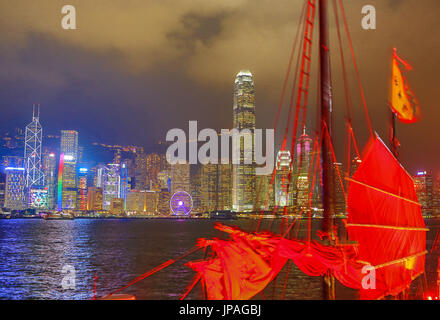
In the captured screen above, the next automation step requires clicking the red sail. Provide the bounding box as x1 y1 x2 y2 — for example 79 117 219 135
346 135 427 299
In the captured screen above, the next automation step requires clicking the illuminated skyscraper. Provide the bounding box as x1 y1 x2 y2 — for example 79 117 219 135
59 131 79 210
217 163 232 211
60 130 78 161
77 167 88 211
43 152 57 209
4 167 26 210
232 70 256 212
294 130 312 210
102 164 121 210
414 171 434 217
87 187 103 211
24 105 44 188
201 164 218 213
275 150 294 207
171 163 190 195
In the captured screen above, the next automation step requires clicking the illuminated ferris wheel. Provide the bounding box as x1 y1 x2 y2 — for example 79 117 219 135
170 191 193 215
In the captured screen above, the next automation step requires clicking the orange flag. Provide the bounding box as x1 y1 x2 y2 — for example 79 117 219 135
390 50 421 123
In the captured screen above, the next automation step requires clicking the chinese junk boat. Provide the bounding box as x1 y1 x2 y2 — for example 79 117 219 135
101 0 430 300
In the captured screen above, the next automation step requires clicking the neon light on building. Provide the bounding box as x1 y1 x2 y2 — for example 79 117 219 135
57 153 64 211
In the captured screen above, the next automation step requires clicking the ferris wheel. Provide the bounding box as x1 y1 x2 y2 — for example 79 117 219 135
170 191 193 215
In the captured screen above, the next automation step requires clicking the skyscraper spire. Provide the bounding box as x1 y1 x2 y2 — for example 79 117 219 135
24 104 44 188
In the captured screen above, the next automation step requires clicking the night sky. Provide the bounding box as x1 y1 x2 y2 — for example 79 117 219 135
0 0 439 176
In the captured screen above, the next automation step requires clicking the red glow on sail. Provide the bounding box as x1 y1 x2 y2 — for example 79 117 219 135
347 136 427 299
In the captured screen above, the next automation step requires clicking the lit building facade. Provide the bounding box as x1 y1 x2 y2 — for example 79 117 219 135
43 152 57 209
414 171 434 217
87 187 103 211
24 105 44 189
102 164 121 210
171 163 190 195
4 167 26 210
59 131 79 210
77 167 88 211
294 130 312 210
232 70 256 212
275 150 294 208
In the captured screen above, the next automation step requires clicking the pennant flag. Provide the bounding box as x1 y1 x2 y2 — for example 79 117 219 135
390 50 421 123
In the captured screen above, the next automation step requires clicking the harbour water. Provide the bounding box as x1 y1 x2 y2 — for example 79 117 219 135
0 218 438 300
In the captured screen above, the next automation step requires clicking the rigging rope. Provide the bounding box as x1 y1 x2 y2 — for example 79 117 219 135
102 246 201 299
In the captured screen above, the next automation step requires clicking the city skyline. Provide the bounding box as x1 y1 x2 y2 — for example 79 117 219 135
0 1 438 176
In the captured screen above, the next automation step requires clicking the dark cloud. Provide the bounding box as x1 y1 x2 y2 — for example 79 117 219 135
0 0 439 176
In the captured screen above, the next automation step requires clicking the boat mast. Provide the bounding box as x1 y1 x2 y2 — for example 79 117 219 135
390 48 398 158
319 0 336 299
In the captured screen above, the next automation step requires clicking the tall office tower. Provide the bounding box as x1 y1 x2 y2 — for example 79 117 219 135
0 172 5 207
275 150 294 207
120 162 129 208
333 162 346 215
294 130 312 210
433 178 440 216
157 170 171 190
24 105 44 188
135 152 147 190
232 70 256 212
60 130 79 160
190 165 202 213
77 167 88 211
60 131 79 210
142 190 157 214
413 171 434 217
201 164 218 213
87 187 103 211
110 198 124 215
102 164 121 210
146 153 161 188
126 190 141 213
171 163 190 195
157 188 171 215
93 163 106 188
4 167 26 210
256 173 274 211
43 152 57 209
217 163 232 211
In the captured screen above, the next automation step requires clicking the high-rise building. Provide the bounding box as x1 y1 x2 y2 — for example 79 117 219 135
256 173 274 211
413 171 434 217
217 163 232 211
333 162 346 215
102 164 121 210
4 167 26 210
24 105 44 189
110 198 124 215
171 163 190 195
43 152 57 209
275 150 294 208
135 152 147 190
232 70 256 212
158 188 171 215
87 187 103 211
294 130 312 210
77 167 88 211
126 190 142 212
60 130 79 161
190 165 202 213
59 131 79 210
0 172 5 208
201 164 218 213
